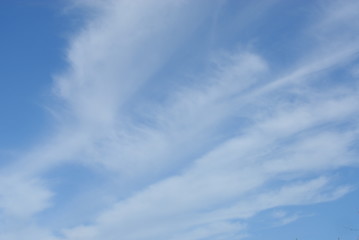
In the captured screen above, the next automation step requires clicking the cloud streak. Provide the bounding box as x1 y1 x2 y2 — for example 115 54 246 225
1 0 359 239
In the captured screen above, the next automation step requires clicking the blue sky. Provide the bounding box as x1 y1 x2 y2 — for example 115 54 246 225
1 0 359 239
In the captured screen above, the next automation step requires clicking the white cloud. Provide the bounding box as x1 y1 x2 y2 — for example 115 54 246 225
271 210 306 226
0 222 60 240
55 0 219 129
1 0 359 239
0 175 52 218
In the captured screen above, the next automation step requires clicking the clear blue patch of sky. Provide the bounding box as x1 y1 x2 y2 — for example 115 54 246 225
0 0 72 150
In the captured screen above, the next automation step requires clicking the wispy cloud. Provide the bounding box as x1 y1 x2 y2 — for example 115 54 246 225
1 0 359 239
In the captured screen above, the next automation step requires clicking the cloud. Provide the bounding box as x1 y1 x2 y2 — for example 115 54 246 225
1 0 359 239
0 175 52 218
271 210 305 226
55 0 219 128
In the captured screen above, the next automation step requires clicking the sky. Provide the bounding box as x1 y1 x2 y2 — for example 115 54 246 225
1 0 359 239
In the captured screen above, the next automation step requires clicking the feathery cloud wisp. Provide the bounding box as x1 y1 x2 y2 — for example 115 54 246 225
1 0 359 239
